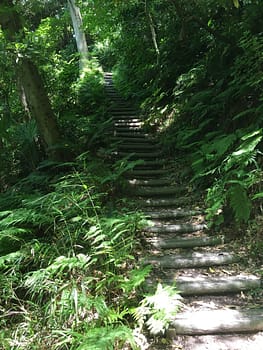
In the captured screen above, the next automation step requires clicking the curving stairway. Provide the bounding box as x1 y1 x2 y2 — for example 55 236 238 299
104 72 263 350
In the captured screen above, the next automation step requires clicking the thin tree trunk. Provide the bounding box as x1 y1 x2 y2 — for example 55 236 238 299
68 0 89 71
145 0 160 64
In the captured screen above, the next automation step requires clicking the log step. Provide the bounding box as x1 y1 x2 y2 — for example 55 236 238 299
144 208 203 219
114 132 149 138
133 160 166 168
147 235 224 249
126 169 168 177
114 121 142 126
148 274 261 295
127 178 171 186
176 275 262 295
119 144 158 151
113 127 142 132
144 223 207 234
132 185 185 196
113 137 155 143
144 251 239 268
171 308 263 335
112 115 139 119
139 196 192 207
113 119 142 123
110 110 138 114
118 151 161 159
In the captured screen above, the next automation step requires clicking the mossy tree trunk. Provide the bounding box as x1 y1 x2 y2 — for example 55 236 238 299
0 0 64 161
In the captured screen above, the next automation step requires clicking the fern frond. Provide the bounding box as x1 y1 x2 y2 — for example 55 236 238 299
228 184 251 223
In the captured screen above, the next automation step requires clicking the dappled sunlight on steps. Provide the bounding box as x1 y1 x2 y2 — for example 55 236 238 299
104 72 263 350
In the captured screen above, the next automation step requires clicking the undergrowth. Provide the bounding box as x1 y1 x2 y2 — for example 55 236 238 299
139 30 263 230
0 153 181 349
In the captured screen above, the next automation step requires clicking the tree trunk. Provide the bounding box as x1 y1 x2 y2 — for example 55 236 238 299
68 0 89 71
16 57 63 160
0 1 64 161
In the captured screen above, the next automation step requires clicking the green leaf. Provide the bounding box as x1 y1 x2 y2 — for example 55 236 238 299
252 192 263 200
228 184 251 223
233 0 240 8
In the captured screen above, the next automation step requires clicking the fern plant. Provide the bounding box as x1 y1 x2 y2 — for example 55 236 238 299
205 128 262 225
133 283 183 336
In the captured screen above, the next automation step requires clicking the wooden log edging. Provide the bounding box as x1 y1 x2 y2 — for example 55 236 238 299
176 275 262 295
144 209 203 219
171 308 263 335
144 251 240 268
144 223 207 233
132 186 185 197
147 235 224 249
128 178 171 186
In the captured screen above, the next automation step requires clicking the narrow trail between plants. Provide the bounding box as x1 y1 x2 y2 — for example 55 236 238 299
104 73 263 350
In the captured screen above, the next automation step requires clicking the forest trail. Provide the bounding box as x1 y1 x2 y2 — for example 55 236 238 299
104 73 263 350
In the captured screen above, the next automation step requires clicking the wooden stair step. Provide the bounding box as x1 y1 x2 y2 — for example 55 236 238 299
144 223 207 234
110 109 137 113
112 115 140 119
133 160 166 169
114 126 142 132
147 274 261 295
114 132 149 138
127 178 171 186
139 196 193 207
113 137 155 143
113 121 142 125
119 144 158 151
126 169 168 177
144 251 239 268
113 118 142 123
144 208 203 219
171 308 263 335
118 151 161 159
132 185 185 196
176 274 262 295
147 235 224 249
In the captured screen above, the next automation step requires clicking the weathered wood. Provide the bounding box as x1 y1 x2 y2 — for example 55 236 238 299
175 275 262 295
113 118 142 123
114 123 142 127
144 208 202 218
147 235 224 249
139 197 192 207
128 178 171 186
113 137 155 143
132 185 185 196
114 126 142 132
110 110 137 114
145 223 207 233
126 169 168 176
133 161 167 169
112 115 139 119
118 151 161 158
144 251 239 268
115 132 149 138
172 308 263 334
119 144 158 150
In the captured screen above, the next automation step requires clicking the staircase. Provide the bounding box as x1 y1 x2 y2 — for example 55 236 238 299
104 73 263 349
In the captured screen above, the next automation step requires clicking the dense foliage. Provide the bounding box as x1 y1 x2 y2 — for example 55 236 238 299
106 0 263 227
0 0 262 348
